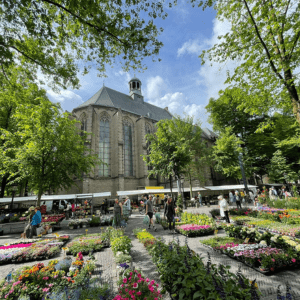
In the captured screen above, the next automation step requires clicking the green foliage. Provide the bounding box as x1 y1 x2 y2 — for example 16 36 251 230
200 236 243 248
198 0 300 124
143 115 208 180
13 97 100 204
210 127 244 179
176 194 183 214
89 216 101 225
115 253 132 263
268 150 298 183
111 235 132 255
0 66 46 196
206 87 300 180
0 0 167 89
147 240 259 299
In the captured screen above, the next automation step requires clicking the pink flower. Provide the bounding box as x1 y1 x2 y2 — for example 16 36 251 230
150 280 155 285
138 279 142 283
133 283 138 289
137 291 142 296
292 258 296 263
42 288 50 292
43 277 49 280
146 278 150 282
129 272 133 276
48 284 53 287
271 258 275 262
123 278 128 284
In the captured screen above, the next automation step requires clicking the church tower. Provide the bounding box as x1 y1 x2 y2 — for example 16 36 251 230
129 77 143 102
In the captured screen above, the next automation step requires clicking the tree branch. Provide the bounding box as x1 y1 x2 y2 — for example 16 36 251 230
288 30 300 60
40 0 129 47
282 0 291 33
9 45 58 75
242 0 285 83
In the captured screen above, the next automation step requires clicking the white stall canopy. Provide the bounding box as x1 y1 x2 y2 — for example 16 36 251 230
0 192 111 204
116 187 210 196
204 184 257 191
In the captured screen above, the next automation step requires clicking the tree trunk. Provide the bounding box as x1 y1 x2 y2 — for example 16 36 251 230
169 176 173 199
189 174 193 200
37 185 43 207
0 174 9 198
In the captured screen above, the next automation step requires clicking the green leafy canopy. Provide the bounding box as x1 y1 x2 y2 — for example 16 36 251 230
0 0 169 89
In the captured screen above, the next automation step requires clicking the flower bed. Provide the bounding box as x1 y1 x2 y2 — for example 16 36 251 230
180 212 216 226
66 233 109 256
42 214 65 225
0 236 69 265
175 224 214 237
0 256 96 300
134 229 261 299
114 265 162 300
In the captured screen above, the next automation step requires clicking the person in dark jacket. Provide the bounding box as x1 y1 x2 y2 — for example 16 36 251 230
164 197 175 233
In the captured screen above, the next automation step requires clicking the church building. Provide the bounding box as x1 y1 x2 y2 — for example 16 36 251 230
68 77 220 201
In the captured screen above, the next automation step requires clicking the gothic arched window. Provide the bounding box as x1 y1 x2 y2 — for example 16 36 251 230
80 114 87 136
123 120 133 176
99 118 110 176
145 124 152 171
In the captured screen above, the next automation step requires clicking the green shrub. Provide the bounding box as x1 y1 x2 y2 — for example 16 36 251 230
111 235 132 255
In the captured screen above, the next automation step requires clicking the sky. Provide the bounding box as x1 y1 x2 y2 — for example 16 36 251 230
46 1 234 129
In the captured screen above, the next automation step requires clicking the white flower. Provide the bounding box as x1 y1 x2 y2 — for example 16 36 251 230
260 240 267 245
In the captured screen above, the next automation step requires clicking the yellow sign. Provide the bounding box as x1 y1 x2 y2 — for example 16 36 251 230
214 230 218 236
145 186 164 202
244 238 250 244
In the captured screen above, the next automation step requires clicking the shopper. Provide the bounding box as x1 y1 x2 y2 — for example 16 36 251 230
197 192 202 206
22 207 35 239
164 197 176 233
145 195 157 231
229 191 234 205
113 198 123 228
235 191 242 209
218 195 230 223
29 207 42 238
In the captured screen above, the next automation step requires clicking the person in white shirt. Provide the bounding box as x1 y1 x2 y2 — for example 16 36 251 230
229 191 234 205
218 195 230 223
249 190 255 204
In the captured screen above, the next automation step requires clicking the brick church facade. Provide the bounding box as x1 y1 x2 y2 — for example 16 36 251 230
64 77 223 202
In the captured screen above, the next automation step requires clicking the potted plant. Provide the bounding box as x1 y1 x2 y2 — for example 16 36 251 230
89 216 100 227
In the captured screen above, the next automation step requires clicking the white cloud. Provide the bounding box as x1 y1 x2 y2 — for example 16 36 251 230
177 18 238 101
47 89 83 105
177 40 204 57
145 76 167 100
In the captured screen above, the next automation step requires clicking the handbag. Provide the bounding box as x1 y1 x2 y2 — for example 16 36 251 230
120 219 127 227
143 215 150 225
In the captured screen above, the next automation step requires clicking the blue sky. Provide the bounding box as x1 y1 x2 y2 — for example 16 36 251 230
46 1 233 129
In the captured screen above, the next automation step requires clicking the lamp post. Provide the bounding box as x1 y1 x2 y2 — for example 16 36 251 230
10 184 18 212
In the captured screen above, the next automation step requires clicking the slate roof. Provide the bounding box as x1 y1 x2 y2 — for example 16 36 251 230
74 86 172 122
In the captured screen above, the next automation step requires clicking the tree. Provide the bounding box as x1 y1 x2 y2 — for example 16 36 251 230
198 0 300 124
0 66 45 197
182 120 211 199
0 0 168 89
211 127 245 179
14 98 100 205
143 115 209 202
206 87 300 180
268 150 298 183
